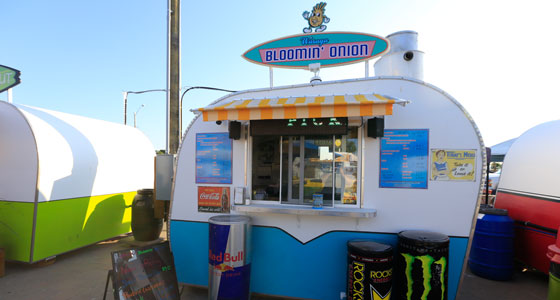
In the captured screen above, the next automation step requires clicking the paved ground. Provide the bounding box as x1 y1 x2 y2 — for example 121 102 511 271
0 229 549 300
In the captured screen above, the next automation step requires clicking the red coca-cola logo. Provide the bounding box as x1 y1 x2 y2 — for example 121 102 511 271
199 192 220 200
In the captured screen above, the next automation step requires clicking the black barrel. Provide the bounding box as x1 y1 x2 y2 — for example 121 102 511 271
131 189 163 241
347 240 393 300
394 230 449 300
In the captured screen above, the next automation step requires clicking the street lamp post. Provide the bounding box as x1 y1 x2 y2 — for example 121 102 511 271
122 89 167 126
134 104 145 128
179 86 237 139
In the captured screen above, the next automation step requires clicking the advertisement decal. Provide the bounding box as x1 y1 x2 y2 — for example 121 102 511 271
430 149 476 181
198 186 230 213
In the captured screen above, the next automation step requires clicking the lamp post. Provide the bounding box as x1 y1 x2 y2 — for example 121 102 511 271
134 104 145 128
122 89 167 125
179 86 237 139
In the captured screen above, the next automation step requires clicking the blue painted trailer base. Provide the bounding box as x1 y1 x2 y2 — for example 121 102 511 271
170 220 469 300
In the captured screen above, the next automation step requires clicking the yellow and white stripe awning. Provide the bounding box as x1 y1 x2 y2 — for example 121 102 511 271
192 94 410 122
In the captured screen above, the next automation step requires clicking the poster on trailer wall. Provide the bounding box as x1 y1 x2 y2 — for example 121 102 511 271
379 129 429 189
430 149 476 181
195 132 232 184
198 186 230 213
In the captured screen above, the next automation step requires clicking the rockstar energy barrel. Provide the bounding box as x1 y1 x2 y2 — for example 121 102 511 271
394 230 449 300
347 240 394 300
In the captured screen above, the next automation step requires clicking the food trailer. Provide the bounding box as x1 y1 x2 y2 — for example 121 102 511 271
0 102 155 263
170 30 485 300
494 120 560 274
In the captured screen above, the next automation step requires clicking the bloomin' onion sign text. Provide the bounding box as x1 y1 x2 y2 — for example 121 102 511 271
242 32 390 69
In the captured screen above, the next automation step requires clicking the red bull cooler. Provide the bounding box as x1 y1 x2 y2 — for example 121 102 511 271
208 215 252 300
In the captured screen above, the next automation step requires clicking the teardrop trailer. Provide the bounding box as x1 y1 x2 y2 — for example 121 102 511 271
0 102 155 263
169 31 486 299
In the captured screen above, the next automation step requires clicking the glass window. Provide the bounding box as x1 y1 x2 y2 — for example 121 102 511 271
251 136 281 201
251 127 359 206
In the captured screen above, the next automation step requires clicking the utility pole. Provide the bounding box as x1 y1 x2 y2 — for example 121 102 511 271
167 0 180 154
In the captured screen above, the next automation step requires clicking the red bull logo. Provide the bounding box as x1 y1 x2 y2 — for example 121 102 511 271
209 249 244 264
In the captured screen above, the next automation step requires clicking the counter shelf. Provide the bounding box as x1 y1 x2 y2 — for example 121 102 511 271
232 203 376 218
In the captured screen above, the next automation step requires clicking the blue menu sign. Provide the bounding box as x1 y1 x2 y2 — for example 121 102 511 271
196 133 232 184
379 129 429 189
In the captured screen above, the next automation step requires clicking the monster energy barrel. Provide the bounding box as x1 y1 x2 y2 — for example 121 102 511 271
394 230 449 300
347 240 393 300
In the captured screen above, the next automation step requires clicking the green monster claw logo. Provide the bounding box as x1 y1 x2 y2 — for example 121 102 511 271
401 253 447 300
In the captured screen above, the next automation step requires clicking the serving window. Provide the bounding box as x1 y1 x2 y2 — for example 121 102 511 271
250 118 360 207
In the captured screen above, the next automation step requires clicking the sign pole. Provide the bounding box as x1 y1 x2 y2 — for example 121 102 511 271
269 67 274 88
7 88 12 103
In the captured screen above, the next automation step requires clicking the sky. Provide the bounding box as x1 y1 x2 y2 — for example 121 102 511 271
2 0 559 151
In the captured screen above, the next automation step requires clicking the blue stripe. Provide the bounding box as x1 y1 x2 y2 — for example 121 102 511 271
170 220 468 300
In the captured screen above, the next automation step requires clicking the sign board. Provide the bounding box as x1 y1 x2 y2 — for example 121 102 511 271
250 117 348 136
379 129 429 189
430 149 476 181
0 65 21 93
111 241 180 300
242 32 390 69
195 133 233 184
198 186 230 213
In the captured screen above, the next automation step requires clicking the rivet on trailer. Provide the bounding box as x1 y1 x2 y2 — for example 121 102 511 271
0 102 155 264
169 23 486 300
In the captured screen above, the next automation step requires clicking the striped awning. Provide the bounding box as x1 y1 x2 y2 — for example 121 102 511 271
192 94 410 122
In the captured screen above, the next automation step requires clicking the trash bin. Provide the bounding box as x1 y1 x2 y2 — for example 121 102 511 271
208 215 252 300
131 189 163 241
468 207 514 280
547 227 560 300
394 230 449 300
347 240 393 300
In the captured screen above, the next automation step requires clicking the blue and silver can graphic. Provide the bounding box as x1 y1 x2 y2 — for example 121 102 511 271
208 215 252 300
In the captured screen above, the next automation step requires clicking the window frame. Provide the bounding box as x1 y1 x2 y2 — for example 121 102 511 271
247 124 362 208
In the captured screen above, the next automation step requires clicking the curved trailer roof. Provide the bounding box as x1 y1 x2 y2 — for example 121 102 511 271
0 102 155 203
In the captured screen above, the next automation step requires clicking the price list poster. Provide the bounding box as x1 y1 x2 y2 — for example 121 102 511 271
196 133 232 184
379 129 429 189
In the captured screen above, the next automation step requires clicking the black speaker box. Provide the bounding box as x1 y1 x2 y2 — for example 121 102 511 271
367 118 384 138
229 121 241 140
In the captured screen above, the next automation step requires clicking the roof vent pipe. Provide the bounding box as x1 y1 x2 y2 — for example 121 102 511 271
374 31 424 80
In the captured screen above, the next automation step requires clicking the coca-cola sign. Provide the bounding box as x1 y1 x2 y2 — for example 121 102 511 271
198 186 230 213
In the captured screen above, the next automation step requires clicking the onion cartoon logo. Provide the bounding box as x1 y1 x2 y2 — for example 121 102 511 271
302 2 330 33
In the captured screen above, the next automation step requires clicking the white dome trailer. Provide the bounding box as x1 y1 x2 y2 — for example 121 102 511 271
170 31 485 300
0 102 155 263
494 120 560 274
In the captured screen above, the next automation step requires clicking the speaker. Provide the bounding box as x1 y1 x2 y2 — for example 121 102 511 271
229 121 241 140
367 117 384 138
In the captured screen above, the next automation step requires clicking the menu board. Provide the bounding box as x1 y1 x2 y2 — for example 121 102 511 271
196 133 232 184
111 242 179 300
379 129 429 189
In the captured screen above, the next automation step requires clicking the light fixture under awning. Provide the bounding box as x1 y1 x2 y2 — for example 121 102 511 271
192 94 410 122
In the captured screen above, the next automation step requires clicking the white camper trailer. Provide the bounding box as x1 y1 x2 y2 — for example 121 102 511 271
0 102 155 263
170 31 485 300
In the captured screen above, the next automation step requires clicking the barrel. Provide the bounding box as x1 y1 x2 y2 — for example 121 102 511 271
468 207 514 280
209 215 252 300
131 189 163 241
347 240 393 300
549 262 560 300
394 230 449 300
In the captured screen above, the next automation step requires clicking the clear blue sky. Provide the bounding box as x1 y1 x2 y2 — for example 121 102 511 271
3 1 559 150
